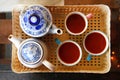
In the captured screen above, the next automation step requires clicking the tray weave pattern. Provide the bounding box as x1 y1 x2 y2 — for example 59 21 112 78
12 5 111 73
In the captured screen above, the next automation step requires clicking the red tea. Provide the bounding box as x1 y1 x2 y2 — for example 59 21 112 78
66 14 85 33
58 42 80 64
85 32 106 54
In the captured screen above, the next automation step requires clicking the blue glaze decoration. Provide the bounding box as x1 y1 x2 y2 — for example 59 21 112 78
29 14 40 25
21 43 42 63
20 5 52 37
36 24 43 30
24 17 27 23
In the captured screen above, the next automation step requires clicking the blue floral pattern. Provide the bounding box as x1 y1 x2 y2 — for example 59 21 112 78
20 5 52 37
21 42 42 63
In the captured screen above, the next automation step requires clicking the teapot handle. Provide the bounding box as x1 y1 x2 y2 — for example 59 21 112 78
55 38 62 45
86 13 93 19
42 60 55 72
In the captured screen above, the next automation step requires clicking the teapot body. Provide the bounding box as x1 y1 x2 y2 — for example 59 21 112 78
20 5 63 37
8 35 48 68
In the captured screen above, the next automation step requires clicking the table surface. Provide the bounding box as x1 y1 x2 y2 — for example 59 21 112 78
0 0 120 72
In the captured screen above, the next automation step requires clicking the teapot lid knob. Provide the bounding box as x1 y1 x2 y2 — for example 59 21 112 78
29 14 40 26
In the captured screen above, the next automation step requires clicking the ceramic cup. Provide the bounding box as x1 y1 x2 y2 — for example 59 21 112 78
83 31 109 61
55 38 82 66
65 12 92 35
8 35 54 71
19 5 63 37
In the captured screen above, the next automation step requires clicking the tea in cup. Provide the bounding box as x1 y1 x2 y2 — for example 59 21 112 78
83 31 109 61
8 35 55 71
19 5 63 37
65 12 92 35
55 38 82 66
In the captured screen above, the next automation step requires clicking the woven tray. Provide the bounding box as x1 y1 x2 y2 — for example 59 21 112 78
12 5 111 73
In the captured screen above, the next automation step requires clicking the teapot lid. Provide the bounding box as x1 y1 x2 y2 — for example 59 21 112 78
19 40 43 64
20 5 52 37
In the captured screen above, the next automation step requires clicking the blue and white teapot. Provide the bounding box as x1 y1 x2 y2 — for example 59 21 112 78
8 35 54 71
19 5 63 37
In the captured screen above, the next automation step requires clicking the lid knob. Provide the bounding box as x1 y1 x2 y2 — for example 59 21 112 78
29 15 40 25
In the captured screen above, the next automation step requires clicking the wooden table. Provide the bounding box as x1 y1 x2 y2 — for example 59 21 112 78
0 0 119 44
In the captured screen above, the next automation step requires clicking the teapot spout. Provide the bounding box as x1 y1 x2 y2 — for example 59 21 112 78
8 35 23 49
48 24 63 35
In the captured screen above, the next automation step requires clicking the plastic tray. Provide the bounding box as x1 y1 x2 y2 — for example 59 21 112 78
12 5 111 73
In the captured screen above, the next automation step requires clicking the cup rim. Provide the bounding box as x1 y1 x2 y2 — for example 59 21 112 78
19 4 53 37
65 11 88 35
83 30 109 56
57 40 82 66
18 39 44 68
